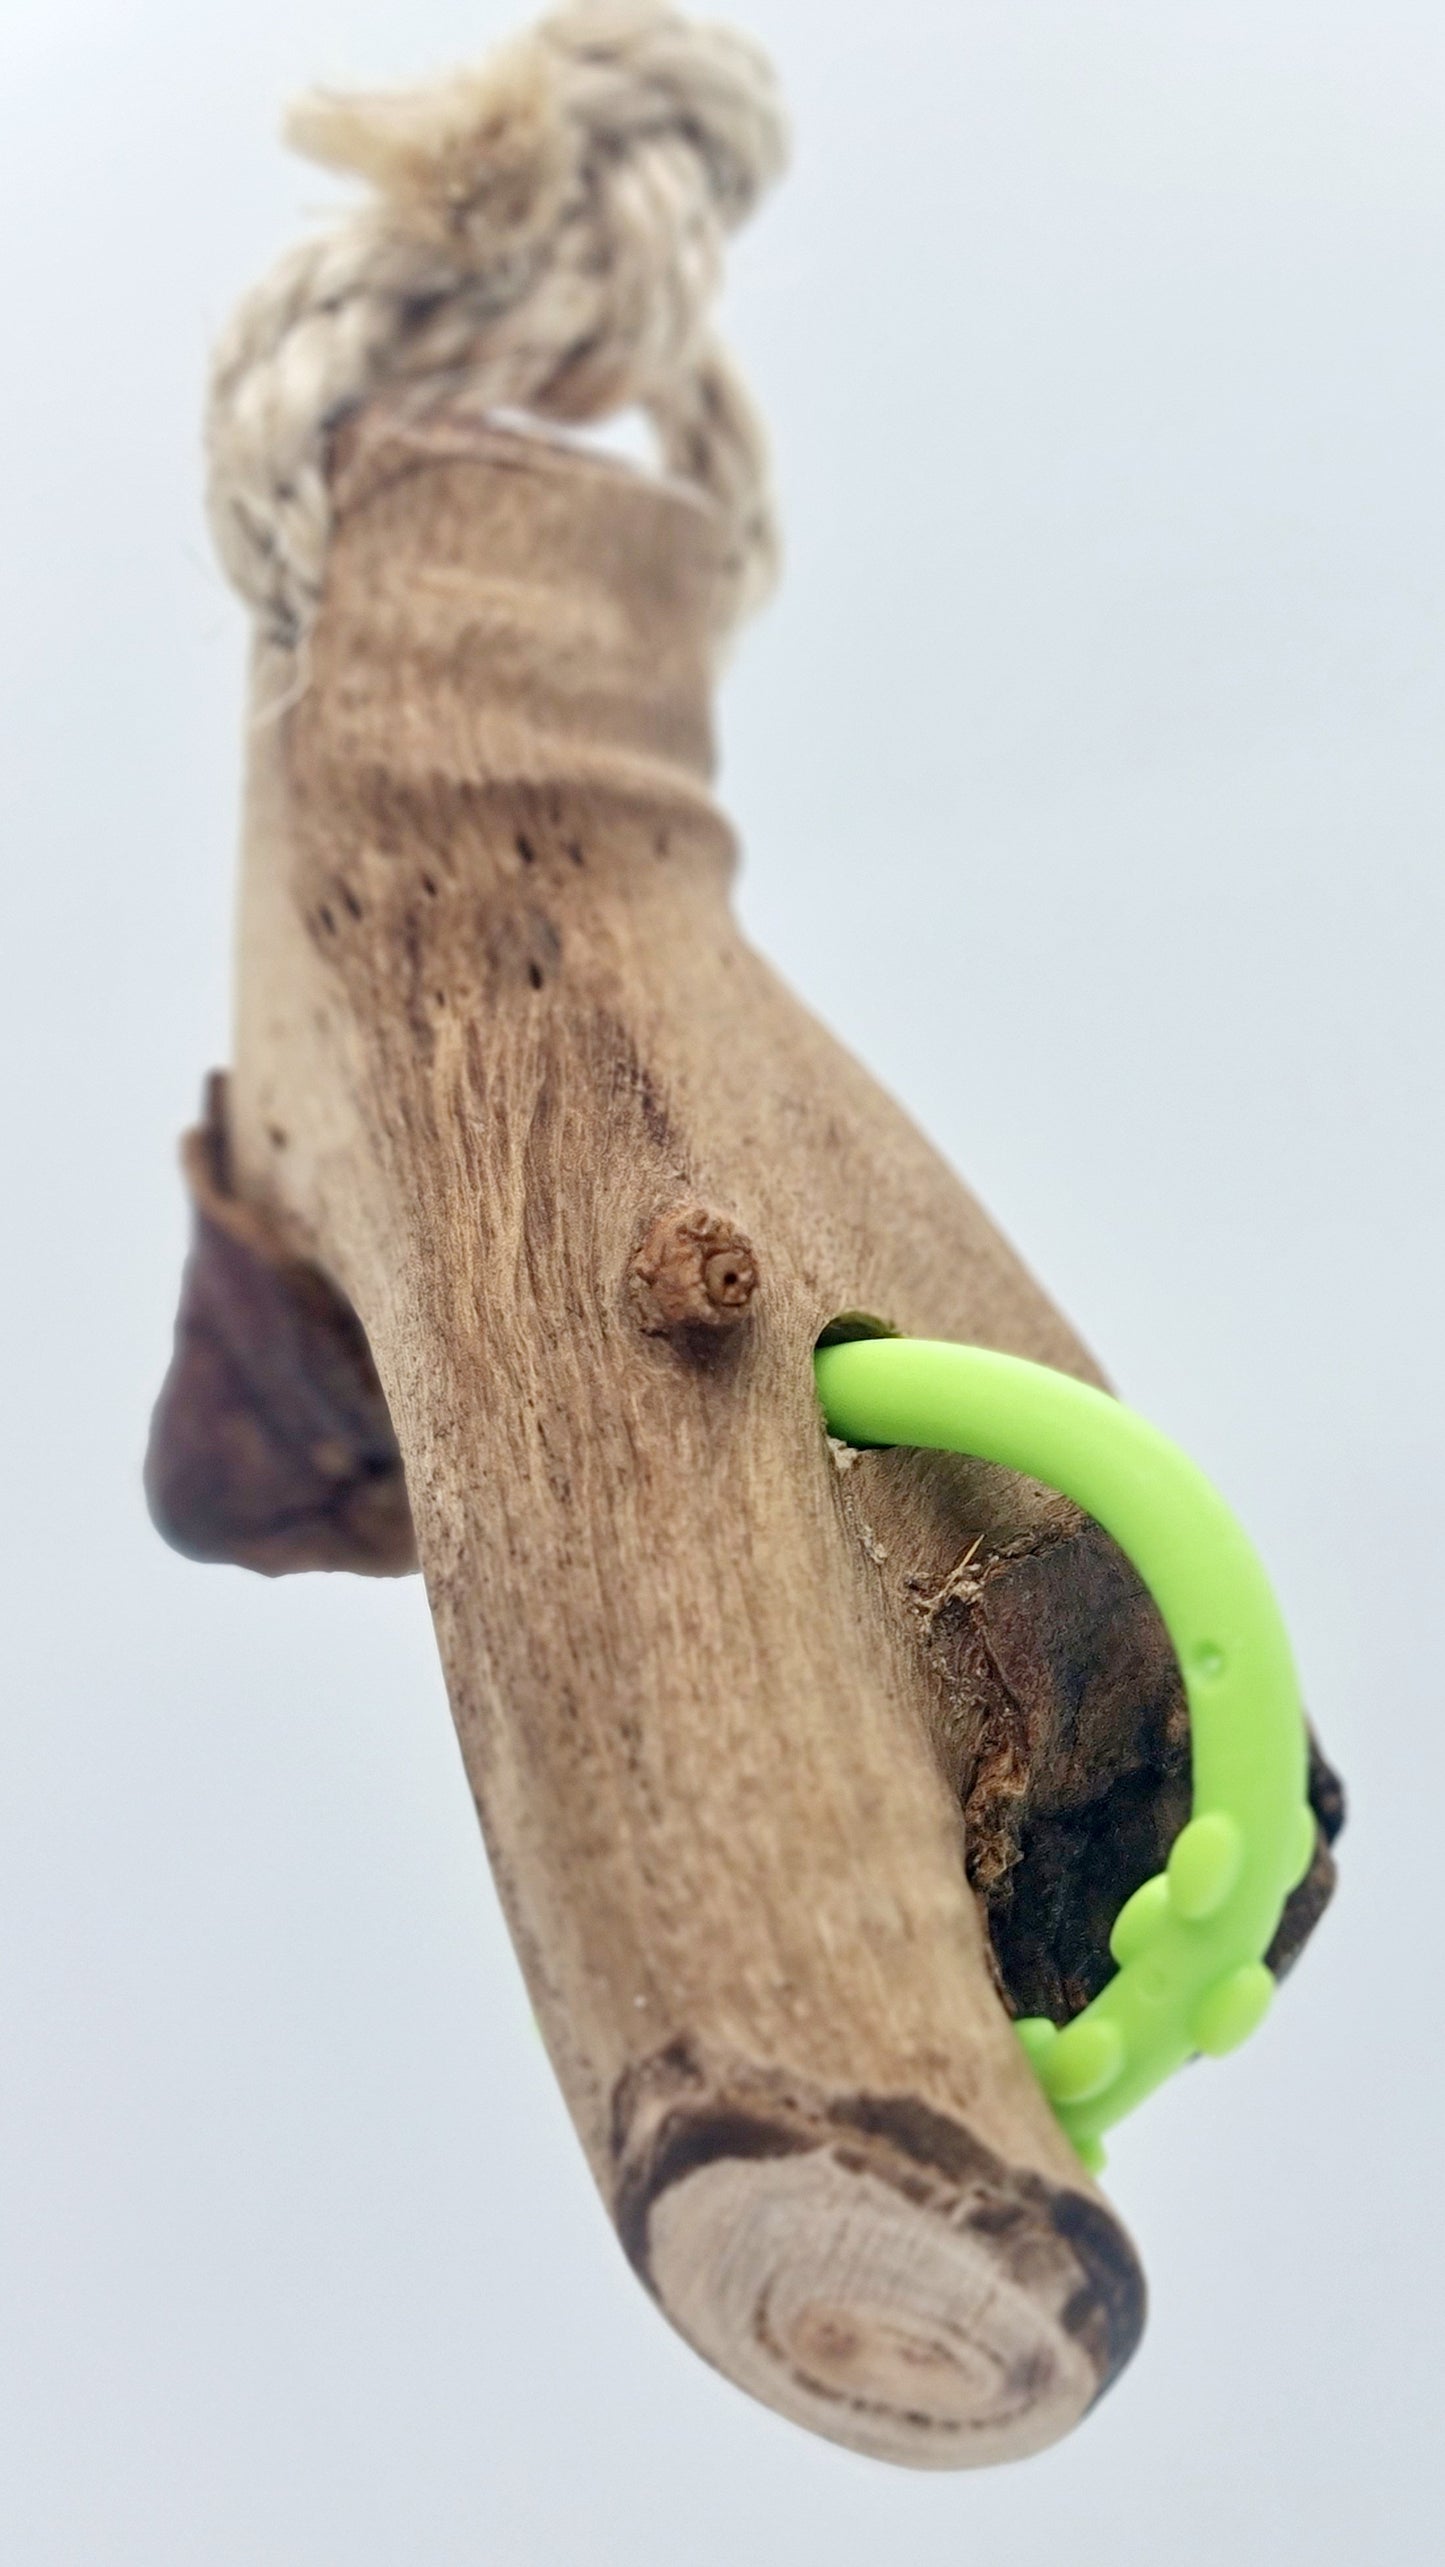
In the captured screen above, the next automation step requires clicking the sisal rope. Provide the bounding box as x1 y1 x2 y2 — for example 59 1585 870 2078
204 0 788 654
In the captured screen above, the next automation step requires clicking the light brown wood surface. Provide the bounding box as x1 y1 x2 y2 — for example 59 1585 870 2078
210 408 1155 2464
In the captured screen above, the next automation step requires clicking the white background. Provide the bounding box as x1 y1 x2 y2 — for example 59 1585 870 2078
2 3 1442 2559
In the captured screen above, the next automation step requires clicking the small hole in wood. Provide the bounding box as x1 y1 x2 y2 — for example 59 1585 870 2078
815 1311 899 1349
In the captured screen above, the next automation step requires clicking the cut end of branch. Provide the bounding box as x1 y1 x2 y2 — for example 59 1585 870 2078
614 2044 1143 2467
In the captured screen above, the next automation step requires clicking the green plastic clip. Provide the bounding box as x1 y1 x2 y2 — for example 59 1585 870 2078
813 1337 1313 2175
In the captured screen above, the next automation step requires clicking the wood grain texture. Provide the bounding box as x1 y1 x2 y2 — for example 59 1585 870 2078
157 407 1337 2463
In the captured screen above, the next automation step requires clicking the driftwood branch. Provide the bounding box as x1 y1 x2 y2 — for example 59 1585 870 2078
147 411 1339 2466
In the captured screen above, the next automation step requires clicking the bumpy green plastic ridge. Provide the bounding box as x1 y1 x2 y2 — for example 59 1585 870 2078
813 1337 1313 2174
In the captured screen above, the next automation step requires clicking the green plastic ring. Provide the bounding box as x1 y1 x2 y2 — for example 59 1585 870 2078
813 1337 1313 2174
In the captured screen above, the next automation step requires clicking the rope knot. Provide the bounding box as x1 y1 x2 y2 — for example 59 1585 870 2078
285 40 580 267
207 2 788 651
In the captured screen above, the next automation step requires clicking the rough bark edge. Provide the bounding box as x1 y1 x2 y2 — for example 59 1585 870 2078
913 1506 1342 2020
144 1074 417 1576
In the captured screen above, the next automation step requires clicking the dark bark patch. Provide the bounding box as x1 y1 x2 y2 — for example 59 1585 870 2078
145 1075 416 1577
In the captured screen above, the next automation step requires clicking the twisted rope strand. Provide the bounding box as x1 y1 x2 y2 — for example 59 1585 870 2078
205 1 788 650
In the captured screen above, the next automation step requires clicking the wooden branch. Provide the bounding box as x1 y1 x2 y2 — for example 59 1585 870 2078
147 410 1339 2466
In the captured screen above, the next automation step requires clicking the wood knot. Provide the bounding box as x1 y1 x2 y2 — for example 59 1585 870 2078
630 1206 758 1335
